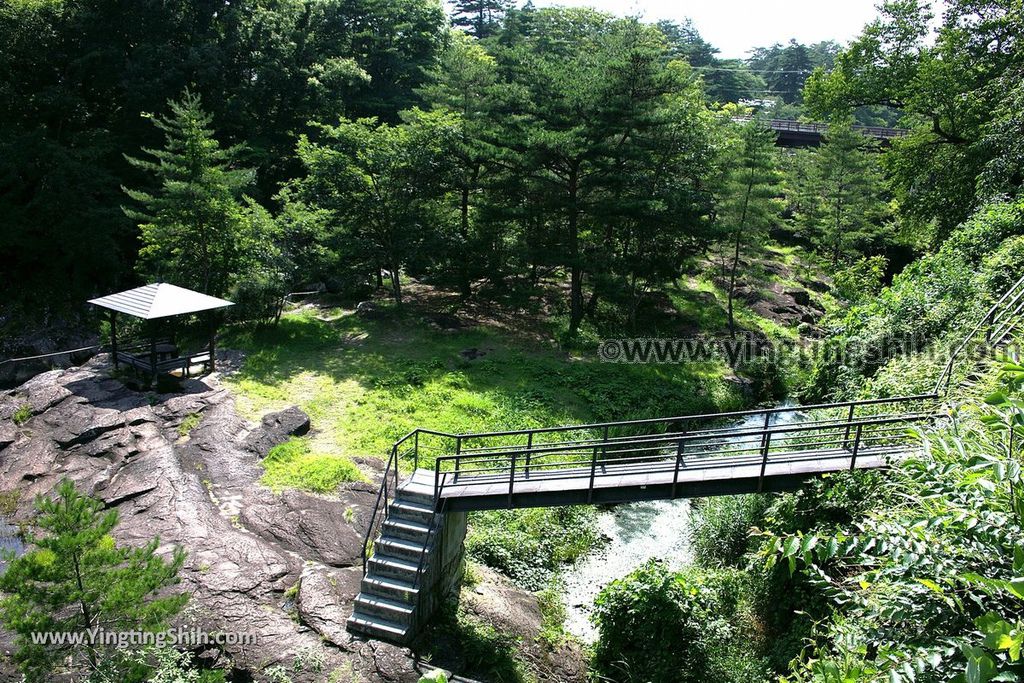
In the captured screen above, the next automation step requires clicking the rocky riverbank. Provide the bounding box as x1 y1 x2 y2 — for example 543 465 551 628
0 356 577 682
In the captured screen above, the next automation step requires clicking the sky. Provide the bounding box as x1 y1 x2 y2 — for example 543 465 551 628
529 0 885 58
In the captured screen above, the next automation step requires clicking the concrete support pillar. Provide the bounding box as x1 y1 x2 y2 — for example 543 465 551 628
414 511 467 631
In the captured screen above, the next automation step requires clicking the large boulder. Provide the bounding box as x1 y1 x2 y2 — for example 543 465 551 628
355 300 382 319
243 405 311 457
241 486 377 567
783 287 811 306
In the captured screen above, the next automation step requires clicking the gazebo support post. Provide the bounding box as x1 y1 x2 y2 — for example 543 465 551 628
149 322 158 388
207 312 217 372
109 311 119 370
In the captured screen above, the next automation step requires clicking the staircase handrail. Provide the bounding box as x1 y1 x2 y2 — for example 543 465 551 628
360 439 403 574
935 273 1024 395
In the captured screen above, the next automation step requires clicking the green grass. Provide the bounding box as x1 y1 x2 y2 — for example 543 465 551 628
177 412 201 438
536 582 570 648
223 307 741 465
11 404 31 426
466 506 602 590
261 437 364 492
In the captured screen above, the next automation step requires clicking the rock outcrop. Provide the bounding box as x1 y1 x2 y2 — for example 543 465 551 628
0 357 430 682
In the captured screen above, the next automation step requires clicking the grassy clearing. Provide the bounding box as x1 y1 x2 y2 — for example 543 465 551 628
261 437 364 492
223 306 741 465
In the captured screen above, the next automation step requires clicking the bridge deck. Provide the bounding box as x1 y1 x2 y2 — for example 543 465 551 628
404 446 900 511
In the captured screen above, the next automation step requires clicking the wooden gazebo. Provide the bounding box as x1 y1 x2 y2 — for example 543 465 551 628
88 283 234 385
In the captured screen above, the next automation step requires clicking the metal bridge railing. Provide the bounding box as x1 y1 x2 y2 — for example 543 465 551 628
428 408 937 506
733 117 910 139
359 394 937 575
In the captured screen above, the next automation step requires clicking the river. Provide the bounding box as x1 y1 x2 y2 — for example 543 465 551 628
559 402 802 642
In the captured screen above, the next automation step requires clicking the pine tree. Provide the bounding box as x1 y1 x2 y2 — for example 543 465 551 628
799 123 885 266
419 31 499 296
0 480 187 682
716 116 783 337
123 90 256 297
451 0 513 39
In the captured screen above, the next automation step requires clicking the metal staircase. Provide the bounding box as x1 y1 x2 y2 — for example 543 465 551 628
346 475 441 642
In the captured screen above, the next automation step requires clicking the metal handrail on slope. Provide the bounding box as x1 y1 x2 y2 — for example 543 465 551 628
359 440 403 574
934 273 1024 395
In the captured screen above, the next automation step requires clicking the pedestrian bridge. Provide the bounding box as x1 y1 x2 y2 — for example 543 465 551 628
733 117 909 147
404 395 936 510
348 394 939 642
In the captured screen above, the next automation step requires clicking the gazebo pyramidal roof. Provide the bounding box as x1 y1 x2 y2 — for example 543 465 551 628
88 283 234 320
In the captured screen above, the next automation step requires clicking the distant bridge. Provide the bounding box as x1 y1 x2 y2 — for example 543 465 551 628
736 118 910 147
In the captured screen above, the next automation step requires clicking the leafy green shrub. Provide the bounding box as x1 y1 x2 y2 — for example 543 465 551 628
536 583 568 647
979 232 1024 300
465 506 600 590
417 670 448 683
832 255 886 303
760 377 1024 682
592 560 748 683
261 438 363 492
687 475 890 674
689 495 772 568
805 196 1024 400
737 354 790 403
89 646 226 683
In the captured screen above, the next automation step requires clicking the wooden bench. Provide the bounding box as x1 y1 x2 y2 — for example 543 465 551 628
155 352 211 378
117 350 212 379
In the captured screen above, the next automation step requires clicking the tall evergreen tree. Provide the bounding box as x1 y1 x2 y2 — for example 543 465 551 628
491 10 714 336
123 91 256 297
451 0 513 39
796 124 886 267
419 31 500 296
0 480 187 683
291 110 461 303
715 116 783 337
658 21 766 104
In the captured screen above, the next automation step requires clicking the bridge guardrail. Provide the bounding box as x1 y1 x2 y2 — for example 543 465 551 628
401 394 936 471
733 117 909 140
428 409 938 505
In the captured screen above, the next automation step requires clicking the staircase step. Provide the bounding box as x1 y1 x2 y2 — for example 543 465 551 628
383 517 433 542
397 482 435 506
389 499 436 524
361 575 420 602
369 554 423 581
377 535 428 561
354 594 415 624
346 612 409 642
